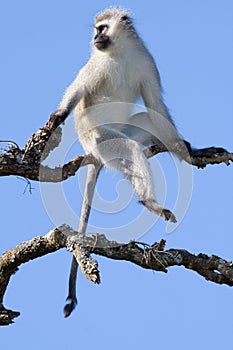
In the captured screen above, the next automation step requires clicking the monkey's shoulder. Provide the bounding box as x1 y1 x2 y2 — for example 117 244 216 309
78 49 159 101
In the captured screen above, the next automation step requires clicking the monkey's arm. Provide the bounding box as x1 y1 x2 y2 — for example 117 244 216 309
140 86 220 159
51 74 85 124
140 72 180 135
140 72 195 158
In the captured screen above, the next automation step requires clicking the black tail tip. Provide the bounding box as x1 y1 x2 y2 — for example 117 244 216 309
63 298 77 318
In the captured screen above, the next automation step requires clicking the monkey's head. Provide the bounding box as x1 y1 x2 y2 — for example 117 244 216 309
94 8 135 53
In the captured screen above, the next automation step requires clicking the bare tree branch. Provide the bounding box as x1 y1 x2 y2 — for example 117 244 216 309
0 114 232 326
145 144 233 168
0 113 232 182
1 225 232 325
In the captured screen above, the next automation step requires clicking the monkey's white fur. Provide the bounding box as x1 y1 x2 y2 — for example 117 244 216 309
58 8 183 219
55 8 188 316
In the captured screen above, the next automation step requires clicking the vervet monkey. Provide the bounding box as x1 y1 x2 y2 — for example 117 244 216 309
51 8 191 316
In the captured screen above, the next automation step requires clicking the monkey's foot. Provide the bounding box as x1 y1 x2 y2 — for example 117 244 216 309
160 208 177 223
139 200 177 223
64 297 77 318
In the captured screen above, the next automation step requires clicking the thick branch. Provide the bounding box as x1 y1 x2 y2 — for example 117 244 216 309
0 111 232 182
1 139 232 183
1 225 232 325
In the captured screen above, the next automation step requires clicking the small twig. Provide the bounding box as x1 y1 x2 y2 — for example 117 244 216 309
0 140 21 150
16 176 34 194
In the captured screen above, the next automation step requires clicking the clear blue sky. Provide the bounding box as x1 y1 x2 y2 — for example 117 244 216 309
1 1 233 349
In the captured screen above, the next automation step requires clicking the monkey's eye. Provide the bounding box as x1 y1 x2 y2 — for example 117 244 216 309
96 24 108 34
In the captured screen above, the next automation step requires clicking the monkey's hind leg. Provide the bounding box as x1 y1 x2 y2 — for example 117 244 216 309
121 158 176 222
97 134 177 223
139 199 177 223
64 164 101 317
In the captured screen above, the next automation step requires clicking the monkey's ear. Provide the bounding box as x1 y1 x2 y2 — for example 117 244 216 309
120 15 131 24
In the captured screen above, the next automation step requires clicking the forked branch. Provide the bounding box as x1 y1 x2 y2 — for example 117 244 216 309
0 112 232 182
0 114 232 326
0 225 232 325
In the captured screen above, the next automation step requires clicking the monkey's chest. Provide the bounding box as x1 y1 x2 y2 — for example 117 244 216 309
94 59 140 103
76 101 132 135
75 60 141 153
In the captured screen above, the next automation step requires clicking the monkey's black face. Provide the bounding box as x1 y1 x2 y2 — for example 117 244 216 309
94 24 111 50
94 34 111 50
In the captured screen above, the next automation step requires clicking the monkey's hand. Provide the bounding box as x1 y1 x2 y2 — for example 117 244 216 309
48 109 70 131
190 146 228 157
183 140 227 158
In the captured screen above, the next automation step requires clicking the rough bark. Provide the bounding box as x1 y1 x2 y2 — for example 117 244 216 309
1 113 232 182
0 113 232 325
0 225 232 325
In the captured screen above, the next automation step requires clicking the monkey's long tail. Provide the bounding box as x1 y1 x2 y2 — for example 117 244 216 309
64 256 78 317
64 163 102 317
